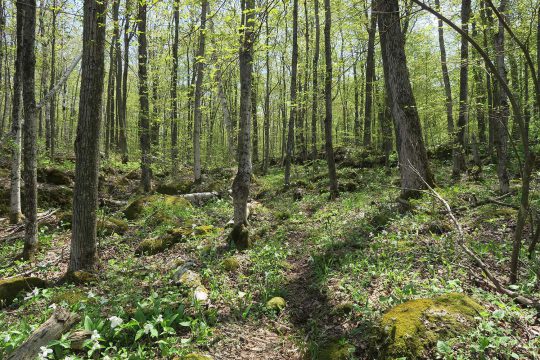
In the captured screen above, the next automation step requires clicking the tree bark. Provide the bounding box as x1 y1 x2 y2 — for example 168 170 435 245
20 0 38 261
363 0 377 148
9 5 23 225
48 1 57 159
263 16 271 174
377 0 434 199
138 0 152 192
231 0 255 249
119 0 130 164
452 0 471 177
284 0 299 186
324 0 338 199
171 0 179 173
311 0 320 159
69 0 107 272
193 0 208 182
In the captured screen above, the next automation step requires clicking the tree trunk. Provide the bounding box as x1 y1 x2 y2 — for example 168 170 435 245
20 0 38 261
363 0 377 148
171 0 179 173
284 0 299 186
324 0 338 199
492 0 509 195
48 1 57 159
69 0 107 272
193 0 208 182
9 4 23 225
231 0 255 250
353 60 360 145
119 0 130 164
472 22 487 144
138 0 152 192
452 0 470 176
434 0 454 136
377 0 434 199
311 0 320 159
252 72 259 163
263 16 271 174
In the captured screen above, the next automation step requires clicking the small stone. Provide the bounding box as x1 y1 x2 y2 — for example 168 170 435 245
266 297 286 311
176 270 202 288
193 285 209 302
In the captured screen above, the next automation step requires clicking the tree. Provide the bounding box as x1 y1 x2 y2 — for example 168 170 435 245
9 4 23 225
363 0 377 148
171 0 180 174
284 0 299 187
193 0 208 183
69 0 107 272
452 0 470 177
138 0 152 193
231 0 255 250
20 0 38 260
377 0 433 199
263 15 271 174
311 0 320 159
324 0 338 199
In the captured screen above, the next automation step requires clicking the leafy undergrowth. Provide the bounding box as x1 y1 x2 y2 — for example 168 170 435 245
0 158 539 359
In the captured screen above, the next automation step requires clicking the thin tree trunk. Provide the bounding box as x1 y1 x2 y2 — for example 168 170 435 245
252 72 259 163
231 0 255 250
138 0 151 192
171 0 179 173
353 60 360 145
324 0 338 198
48 1 57 159
284 0 299 186
193 0 208 182
119 0 130 164
452 0 470 176
69 0 107 272
263 15 271 174
9 4 23 225
363 0 377 148
434 0 454 136
311 0 320 159
20 0 38 261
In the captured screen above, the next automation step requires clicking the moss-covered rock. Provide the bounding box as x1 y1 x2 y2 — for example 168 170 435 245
380 293 484 359
63 271 98 285
222 256 240 272
318 339 355 360
51 289 88 306
156 180 193 195
182 354 213 360
135 237 173 256
38 167 73 186
194 225 215 236
176 270 202 288
39 185 73 209
98 217 129 236
0 277 48 307
266 296 286 311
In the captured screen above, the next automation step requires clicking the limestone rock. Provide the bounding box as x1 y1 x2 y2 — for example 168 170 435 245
266 297 286 311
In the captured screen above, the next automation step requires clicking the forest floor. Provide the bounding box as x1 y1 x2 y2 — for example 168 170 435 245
0 151 540 359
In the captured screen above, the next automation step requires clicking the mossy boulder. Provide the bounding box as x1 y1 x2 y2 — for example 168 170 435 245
136 237 174 256
64 271 98 285
176 270 202 288
222 256 240 272
38 167 73 186
98 217 129 236
51 289 88 306
156 180 193 195
182 354 213 360
194 225 215 236
318 339 355 360
266 296 286 311
123 195 191 220
380 293 484 359
0 277 48 307
39 185 73 208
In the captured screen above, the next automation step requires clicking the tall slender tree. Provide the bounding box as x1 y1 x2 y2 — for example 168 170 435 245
69 0 107 272
363 0 377 148
284 0 299 186
435 0 454 136
193 0 208 182
311 0 320 159
171 0 180 173
231 0 255 250
20 0 38 260
138 0 152 192
324 0 338 199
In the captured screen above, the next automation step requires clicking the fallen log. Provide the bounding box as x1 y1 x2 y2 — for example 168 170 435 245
181 191 219 206
7 308 80 360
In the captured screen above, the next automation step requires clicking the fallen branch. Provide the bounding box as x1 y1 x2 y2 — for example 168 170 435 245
1 209 59 241
37 54 82 110
409 163 540 310
181 191 219 206
7 308 80 360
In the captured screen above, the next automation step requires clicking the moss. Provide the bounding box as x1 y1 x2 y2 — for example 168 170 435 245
228 224 251 250
380 293 484 359
98 218 129 236
317 339 355 360
136 238 173 256
156 180 192 195
266 297 286 311
182 354 213 360
334 302 354 315
167 227 193 242
222 256 240 272
123 195 191 220
38 167 73 186
0 277 48 307
51 289 88 306
275 211 291 221
194 225 215 236
177 270 202 288
39 185 73 209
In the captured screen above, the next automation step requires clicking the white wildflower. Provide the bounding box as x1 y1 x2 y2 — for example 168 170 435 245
156 314 163 323
143 323 154 334
38 346 53 360
108 316 123 329
49 303 57 310
3 334 11 342
91 341 101 351
91 330 100 341
238 291 246 299
24 288 39 300
87 291 96 298
194 288 208 302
